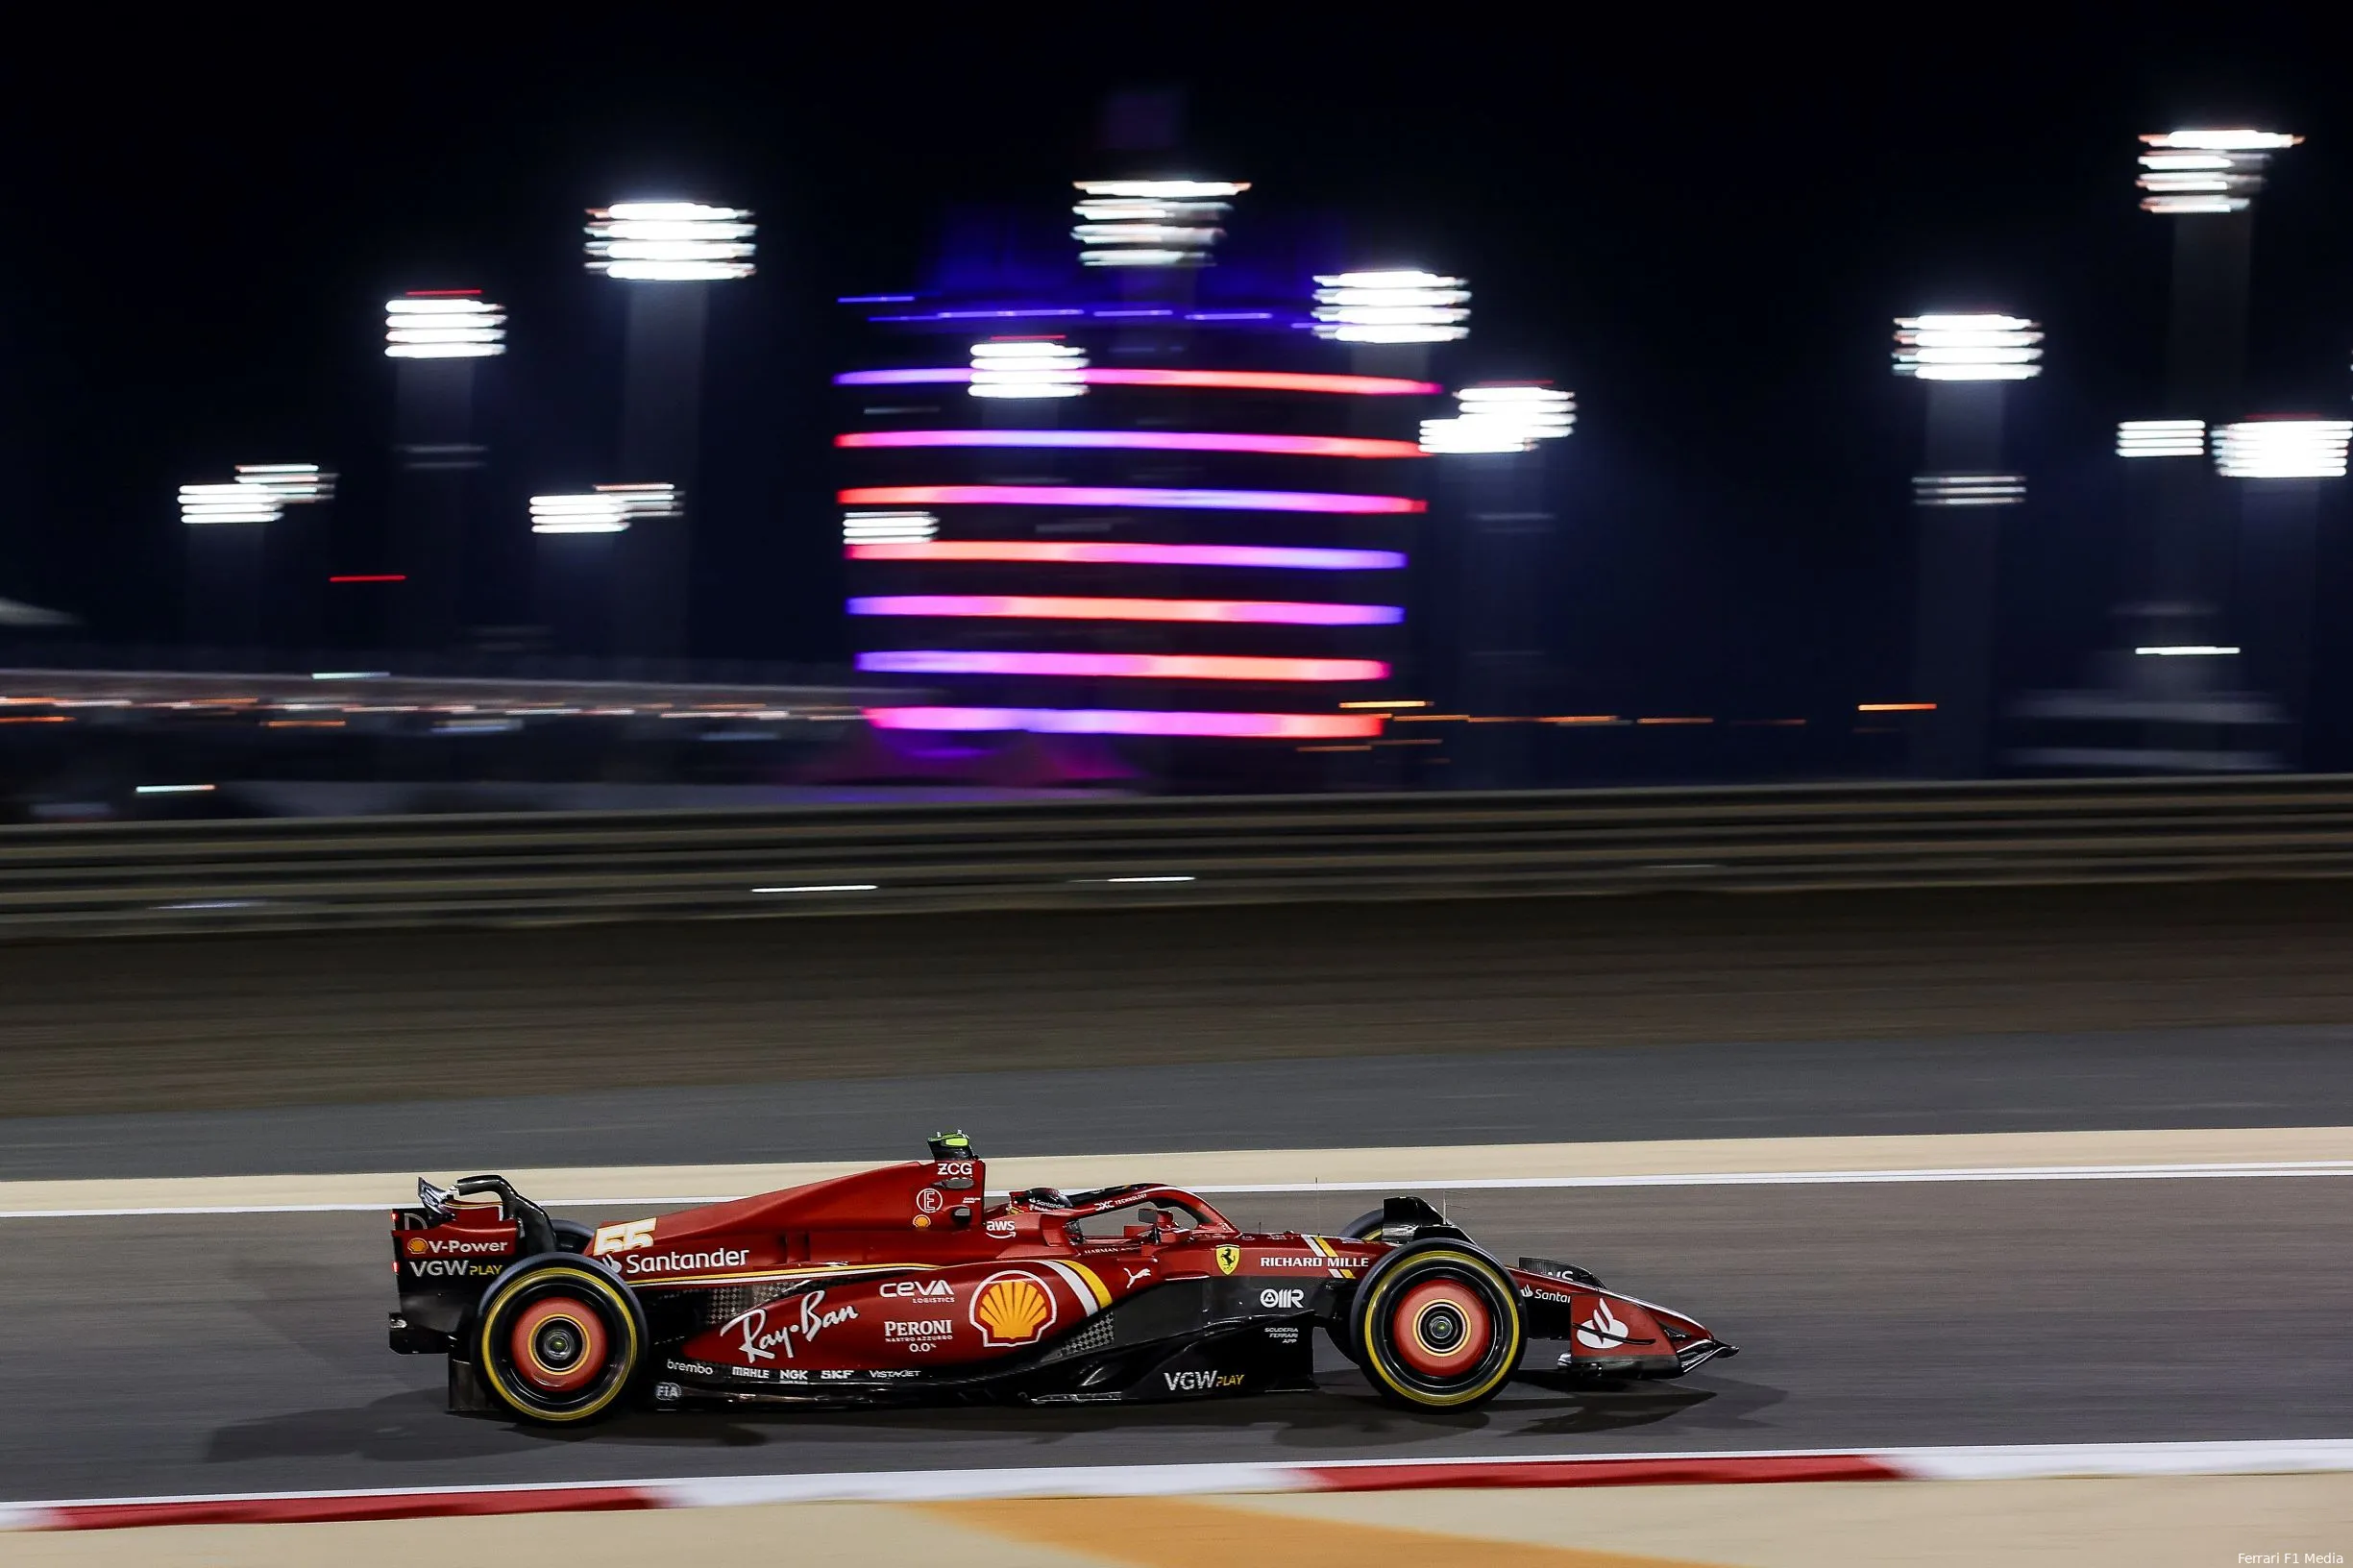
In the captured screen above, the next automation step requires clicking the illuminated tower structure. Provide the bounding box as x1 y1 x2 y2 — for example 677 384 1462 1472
577 201 755 665
1891 313 2041 777
181 464 336 653
2216 419 2351 765
1418 385 1577 788
2014 129 2303 773
836 182 1449 783
384 290 503 651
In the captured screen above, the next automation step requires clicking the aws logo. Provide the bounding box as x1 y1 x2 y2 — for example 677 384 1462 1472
968 1272 1056 1347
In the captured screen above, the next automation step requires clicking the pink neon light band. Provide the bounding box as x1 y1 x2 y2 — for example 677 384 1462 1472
836 429 1426 459
847 595 1402 625
857 651 1390 681
835 368 1440 396
846 541 1405 570
838 485 1425 516
867 706 1385 739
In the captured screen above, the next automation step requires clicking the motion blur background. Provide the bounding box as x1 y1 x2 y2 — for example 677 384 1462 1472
2 15 2348 811
7 19 2353 1559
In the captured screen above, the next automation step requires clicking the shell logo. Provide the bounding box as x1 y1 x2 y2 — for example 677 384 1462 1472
405 1237 427 1256
969 1271 1057 1347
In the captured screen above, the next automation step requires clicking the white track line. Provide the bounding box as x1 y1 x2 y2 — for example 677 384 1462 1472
10 1158 2353 1220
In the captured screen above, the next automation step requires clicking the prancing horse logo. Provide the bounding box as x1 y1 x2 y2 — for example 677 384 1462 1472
1215 1245 1240 1275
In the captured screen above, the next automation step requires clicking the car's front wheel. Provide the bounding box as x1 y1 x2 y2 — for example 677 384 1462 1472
1350 1241 1524 1410
473 1259 645 1424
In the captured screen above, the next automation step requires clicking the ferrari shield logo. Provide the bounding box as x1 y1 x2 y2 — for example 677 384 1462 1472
1215 1245 1240 1276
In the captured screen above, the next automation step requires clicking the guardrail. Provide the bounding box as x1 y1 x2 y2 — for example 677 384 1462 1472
7 773 2353 937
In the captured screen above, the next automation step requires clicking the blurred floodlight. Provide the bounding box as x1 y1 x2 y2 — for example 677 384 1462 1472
234 463 336 503
1313 271 1470 344
180 482 281 526
1071 179 1245 267
2143 129 2302 151
2134 644 2241 656
1420 384 1575 453
1912 473 2026 506
2138 131 2299 213
529 483 681 533
384 292 507 357
529 494 625 533
585 202 756 281
2213 420 2353 479
2117 420 2207 458
842 510 938 544
1892 315 2043 380
969 338 1088 399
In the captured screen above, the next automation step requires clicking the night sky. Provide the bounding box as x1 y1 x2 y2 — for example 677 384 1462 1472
1 18 2344 728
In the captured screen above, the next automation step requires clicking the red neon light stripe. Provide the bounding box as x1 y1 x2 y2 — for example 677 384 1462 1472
846 542 1405 570
838 485 1424 516
328 574 407 583
836 429 1425 458
856 650 1390 681
848 595 1401 625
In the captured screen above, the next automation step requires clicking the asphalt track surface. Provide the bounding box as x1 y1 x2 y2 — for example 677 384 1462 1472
5 1178 2347 1502
9 1025 2353 1181
12 879 2353 1120
9 881 2353 1503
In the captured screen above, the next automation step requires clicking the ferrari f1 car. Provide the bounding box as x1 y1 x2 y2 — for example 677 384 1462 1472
387 1134 1735 1423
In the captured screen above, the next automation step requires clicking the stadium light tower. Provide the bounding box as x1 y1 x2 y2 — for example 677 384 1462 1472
1069 180 1246 269
1892 312 2043 777
2216 419 2351 762
180 464 337 652
1418 384 1575 786
583 201 755 665
384 290 504 653
2131 129 2300 638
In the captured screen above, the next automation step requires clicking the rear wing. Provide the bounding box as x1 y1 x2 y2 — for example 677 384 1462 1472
408 1174 556 1255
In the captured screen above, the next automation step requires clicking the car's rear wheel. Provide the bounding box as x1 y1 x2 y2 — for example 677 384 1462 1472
474 1260 643 1424
1351 1242 1523 1409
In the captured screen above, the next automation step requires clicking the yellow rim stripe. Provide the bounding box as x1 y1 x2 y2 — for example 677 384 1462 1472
1356 1249 1523 1409
478 1265 642 1423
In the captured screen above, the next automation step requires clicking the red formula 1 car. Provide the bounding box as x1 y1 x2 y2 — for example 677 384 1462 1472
387 1134 1735 1424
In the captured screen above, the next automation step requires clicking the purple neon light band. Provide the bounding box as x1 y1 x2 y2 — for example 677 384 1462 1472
847 595 1403 625
845 541 1406 570
867 706 1385 739
836 429 1426 459
837 485 1425 517
856 651 1391 681
833 368 1442 396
